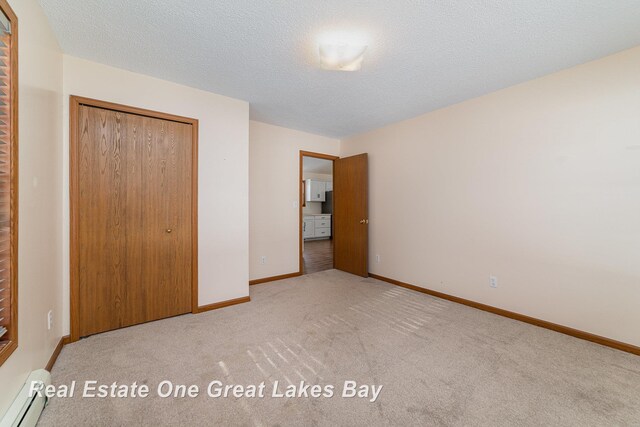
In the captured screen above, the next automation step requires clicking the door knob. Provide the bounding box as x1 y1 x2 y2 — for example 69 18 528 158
359 219 365 224
166 228 172 233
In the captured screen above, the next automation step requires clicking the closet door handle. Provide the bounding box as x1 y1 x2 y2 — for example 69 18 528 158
166 228 173 234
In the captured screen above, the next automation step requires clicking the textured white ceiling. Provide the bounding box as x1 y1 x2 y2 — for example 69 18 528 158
303 157 333 175
39 0 640 138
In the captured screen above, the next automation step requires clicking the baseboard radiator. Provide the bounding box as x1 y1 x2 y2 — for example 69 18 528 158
0 370 51 427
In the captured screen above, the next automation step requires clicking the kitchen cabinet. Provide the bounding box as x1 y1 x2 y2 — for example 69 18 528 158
305 179 326 202
303 216 315 238
303 214 331 240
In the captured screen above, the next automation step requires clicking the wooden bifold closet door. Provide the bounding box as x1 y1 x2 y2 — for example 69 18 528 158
77 103 193 337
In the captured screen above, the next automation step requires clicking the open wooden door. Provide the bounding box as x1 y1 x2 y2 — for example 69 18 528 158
334 153 368 277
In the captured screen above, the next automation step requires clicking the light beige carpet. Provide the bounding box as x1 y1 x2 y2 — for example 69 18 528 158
39 270 640 426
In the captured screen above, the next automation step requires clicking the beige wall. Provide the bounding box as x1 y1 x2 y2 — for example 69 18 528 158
0 0 64 416
62 56 250 333
249 121 339 280
342 46 640 346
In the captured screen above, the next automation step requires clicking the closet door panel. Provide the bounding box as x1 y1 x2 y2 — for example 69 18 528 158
141 117 192 321
119 112 146 327
78 106 144 336
77 103 193 337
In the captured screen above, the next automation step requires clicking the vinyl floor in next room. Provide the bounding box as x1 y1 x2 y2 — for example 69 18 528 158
303 238 333 274
40 270 640 426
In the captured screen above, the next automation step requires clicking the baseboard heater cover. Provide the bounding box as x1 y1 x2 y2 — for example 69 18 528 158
0 369 51 427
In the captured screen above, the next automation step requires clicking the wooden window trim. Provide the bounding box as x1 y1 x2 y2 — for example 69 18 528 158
0 0 18 367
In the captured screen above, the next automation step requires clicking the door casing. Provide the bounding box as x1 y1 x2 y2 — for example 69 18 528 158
69 96 199 342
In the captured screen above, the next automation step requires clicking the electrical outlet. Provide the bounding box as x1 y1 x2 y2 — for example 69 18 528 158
375 254 381 263
490 275 498 288
47 310 53 330
260 256 267 265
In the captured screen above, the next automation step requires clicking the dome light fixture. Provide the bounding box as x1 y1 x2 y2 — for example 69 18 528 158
319 43 367 71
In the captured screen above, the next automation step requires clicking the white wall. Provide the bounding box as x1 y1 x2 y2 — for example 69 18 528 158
62 56 250 332
342 46 640 346
249 121 339 280
302 202 322 215
0 0 64 416
303 172 332 182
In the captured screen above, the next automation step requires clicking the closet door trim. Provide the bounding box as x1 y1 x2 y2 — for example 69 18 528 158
69 96 199 342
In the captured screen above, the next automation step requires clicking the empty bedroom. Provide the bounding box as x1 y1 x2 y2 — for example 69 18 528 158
0 0 639 426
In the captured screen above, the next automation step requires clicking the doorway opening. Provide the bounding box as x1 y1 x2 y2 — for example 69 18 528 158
299 151 338 275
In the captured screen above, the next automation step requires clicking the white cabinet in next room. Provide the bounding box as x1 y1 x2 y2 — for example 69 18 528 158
303 214 331 240
305 179 326 202
303 216 315 238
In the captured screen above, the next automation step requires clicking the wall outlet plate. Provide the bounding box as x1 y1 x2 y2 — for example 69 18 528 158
490 275 498 288
47 310 53 330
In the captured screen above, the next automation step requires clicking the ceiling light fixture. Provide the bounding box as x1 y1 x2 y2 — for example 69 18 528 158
319 43 368 71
